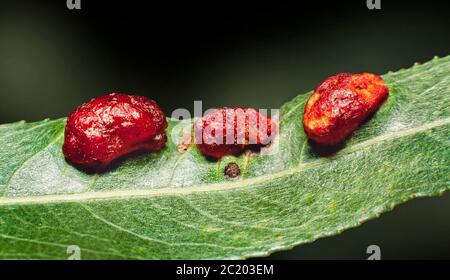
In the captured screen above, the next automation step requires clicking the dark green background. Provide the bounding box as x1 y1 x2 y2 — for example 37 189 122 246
0 0 448 259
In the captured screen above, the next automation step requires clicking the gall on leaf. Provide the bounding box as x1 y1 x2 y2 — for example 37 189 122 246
62 93 167 172
194 107 277 159
303 73 389 146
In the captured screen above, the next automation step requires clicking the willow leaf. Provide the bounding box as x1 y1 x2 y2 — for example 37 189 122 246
0 56 449 259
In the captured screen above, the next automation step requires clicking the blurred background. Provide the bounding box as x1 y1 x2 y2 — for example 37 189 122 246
0 0 449 259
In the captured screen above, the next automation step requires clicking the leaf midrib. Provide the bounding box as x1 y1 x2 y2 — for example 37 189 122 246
1 117 448 206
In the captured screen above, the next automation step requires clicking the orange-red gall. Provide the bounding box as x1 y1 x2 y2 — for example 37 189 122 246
63 93 167 172
303 73 389 145
194 107 277 159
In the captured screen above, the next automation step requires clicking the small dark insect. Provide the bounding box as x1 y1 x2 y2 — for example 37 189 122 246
224 162 241 179
63 93 167 172
303 73 389 146
194 107 277 159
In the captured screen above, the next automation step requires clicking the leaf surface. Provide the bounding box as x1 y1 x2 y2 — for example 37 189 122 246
0 56 449 259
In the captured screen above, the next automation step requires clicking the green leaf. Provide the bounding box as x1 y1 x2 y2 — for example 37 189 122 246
0 56 449 260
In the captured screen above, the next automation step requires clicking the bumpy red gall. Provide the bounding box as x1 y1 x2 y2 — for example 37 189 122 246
194 107 277 159
303 73 389 145
63 93 167 171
